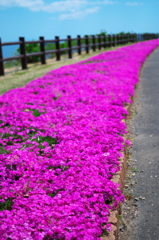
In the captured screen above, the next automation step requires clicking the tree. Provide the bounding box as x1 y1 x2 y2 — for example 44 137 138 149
96 30 107 36
15 41 59 63
16 41 40 63
45 43 55 58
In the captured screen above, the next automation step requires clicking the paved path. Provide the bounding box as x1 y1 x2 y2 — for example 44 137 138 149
132 46 159 239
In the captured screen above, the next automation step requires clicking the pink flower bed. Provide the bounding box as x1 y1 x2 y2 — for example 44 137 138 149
0 40 159 240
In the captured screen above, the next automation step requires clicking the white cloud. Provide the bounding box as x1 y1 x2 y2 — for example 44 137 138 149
59 6 99 20
0 0 44 8
0 0 118 19
0 0 88 12
126 2 143 6
103 0 118 4
43 1 88 13
0 0 118 11
89 0 117 4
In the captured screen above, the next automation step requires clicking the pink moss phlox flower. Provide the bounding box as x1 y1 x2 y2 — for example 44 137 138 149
0 40 159 239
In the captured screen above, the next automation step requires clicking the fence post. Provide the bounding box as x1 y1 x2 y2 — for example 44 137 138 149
125 34 127 44
103 35 106 48
19 37 27 70
92 35 96 51
0 38 4 76
67 35 72 59
119 35 121 45
127 34 130 43
98 35 101 50
124 34 127 44
77 35 81 55
116 35 118 45
118 35 121 45
130 34 132 42
124 34 126 44
131 34 133 42
121 34 123 45
115 35 118 45
85 35 89 54
119 35 122 45
108 35 111 48
127 33 130 43
127 34 129 44
100 36 103 48
112 35 115 47
39 36 46 64
123 34 125 45
131 34 133 43
102 35 106 48
55 36 60 61
121 34 124 45
123 34 125 44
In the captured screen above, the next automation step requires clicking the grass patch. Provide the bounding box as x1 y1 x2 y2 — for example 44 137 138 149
0 198 14 211
0 43 134 96
131 168 138 172
118 215 123 220
14 71 28 76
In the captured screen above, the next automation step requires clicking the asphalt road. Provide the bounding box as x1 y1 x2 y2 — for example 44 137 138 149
132 46 159 239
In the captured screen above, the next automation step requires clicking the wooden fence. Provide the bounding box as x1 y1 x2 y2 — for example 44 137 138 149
0 33 158 76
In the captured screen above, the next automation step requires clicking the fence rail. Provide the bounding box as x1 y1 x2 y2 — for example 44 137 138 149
0 33 158 76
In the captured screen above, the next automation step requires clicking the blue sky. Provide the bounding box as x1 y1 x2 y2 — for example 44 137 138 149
0 0 158 42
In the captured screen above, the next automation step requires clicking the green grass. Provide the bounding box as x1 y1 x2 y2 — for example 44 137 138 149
14 71 28 76
4 59 21 69
131 168 138 172
118 215 123 220
0 43 134 96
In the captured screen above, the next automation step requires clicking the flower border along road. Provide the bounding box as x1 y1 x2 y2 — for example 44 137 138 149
102 99 133 240
0 39 159 240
